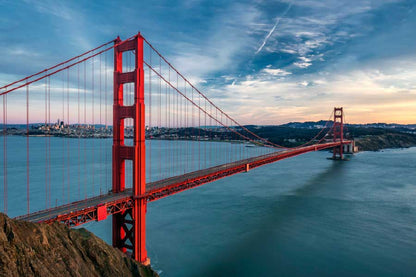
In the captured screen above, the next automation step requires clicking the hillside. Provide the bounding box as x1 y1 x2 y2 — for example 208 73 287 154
0 213 158 277
246 125 416 151
354 133 416 151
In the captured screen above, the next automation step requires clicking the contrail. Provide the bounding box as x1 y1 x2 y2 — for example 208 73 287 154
255 2 293 54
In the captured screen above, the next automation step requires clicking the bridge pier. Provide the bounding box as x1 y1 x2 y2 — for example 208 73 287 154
343 141 357 154
113 33 149 265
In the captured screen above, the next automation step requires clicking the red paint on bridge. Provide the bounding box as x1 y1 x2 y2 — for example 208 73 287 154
2 32 351 266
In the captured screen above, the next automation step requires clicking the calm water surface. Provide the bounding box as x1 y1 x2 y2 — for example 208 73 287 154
2 138 416 276
90 145 416 277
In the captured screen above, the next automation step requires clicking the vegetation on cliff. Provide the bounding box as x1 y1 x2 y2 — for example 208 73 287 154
354 133 416 151
250 125 416 151
0 213 158 277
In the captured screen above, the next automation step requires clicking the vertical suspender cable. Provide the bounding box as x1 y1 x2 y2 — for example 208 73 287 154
44 73 48 209
215 108 218 165
159 57 162 179
67 69 70 203
48 76 51 208
164 75 166 178
78 60 81 199
26 82 30 214
2 92 7 214
105 51 109 192
176 73 179 174
185 81 188 173
220 112 222 163
210 105 212 167
149 48 152 183
168 66 171 177
229 118 231 163
92 55 95 195
165 69 168 178
62 71 65 204
191 87 194 171
99 53 102 195
84 61 87 199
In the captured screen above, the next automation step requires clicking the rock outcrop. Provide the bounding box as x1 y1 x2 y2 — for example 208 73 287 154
355 133 416 151
0 213 158 277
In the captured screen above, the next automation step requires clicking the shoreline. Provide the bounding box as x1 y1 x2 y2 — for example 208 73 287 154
3 133 416 152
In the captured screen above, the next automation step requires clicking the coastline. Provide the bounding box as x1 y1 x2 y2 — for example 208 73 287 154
3 132 416 152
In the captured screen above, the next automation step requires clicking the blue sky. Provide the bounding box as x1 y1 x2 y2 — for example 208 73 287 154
1 0 416 124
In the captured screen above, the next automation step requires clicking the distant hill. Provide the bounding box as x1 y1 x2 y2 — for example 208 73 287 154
241 122 416 151
280 120 331 129
279 121 416 130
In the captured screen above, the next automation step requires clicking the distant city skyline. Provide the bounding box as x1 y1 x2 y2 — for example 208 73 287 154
1 0 416 124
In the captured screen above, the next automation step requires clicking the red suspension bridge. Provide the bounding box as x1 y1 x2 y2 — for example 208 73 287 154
0 33 351 265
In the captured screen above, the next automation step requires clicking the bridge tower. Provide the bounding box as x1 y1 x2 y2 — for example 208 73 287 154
332 107 344 160
112 33 149 265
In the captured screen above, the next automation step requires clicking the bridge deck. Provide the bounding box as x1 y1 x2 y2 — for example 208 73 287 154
16 141 349 226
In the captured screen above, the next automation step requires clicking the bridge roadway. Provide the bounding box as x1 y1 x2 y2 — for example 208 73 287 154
15 141 349 227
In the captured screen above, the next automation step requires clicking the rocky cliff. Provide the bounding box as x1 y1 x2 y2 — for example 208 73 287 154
0 213 158 277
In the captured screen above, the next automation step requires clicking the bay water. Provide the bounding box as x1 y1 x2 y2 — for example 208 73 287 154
1 137 415 276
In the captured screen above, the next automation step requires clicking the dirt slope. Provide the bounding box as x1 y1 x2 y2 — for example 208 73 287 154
0 213 158 277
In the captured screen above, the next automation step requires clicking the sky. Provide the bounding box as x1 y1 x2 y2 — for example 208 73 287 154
1 0 416 124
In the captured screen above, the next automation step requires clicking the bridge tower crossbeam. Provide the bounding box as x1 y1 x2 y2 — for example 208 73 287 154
112 33 148 265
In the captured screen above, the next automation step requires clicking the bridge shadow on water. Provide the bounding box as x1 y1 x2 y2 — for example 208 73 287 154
191 160 353 277
290 159 346 197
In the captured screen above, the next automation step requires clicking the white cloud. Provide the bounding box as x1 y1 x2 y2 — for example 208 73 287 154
164 0 415 125
280 48 297 54
206 54 416 124
298 57 311 62
293 62 312 68
262 68 292 76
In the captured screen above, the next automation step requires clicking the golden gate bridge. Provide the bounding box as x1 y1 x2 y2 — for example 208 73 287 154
0 32 351 265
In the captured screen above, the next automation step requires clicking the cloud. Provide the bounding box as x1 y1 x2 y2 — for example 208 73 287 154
250 0 406 74
2 0 415 126
262 68 292 76
167 0 416 124
206 53 416 125
293 61 312 68
168 3 261 82
280 48 297 54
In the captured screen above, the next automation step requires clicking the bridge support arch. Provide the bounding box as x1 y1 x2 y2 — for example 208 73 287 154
112 33 149 265
332 107 344 160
